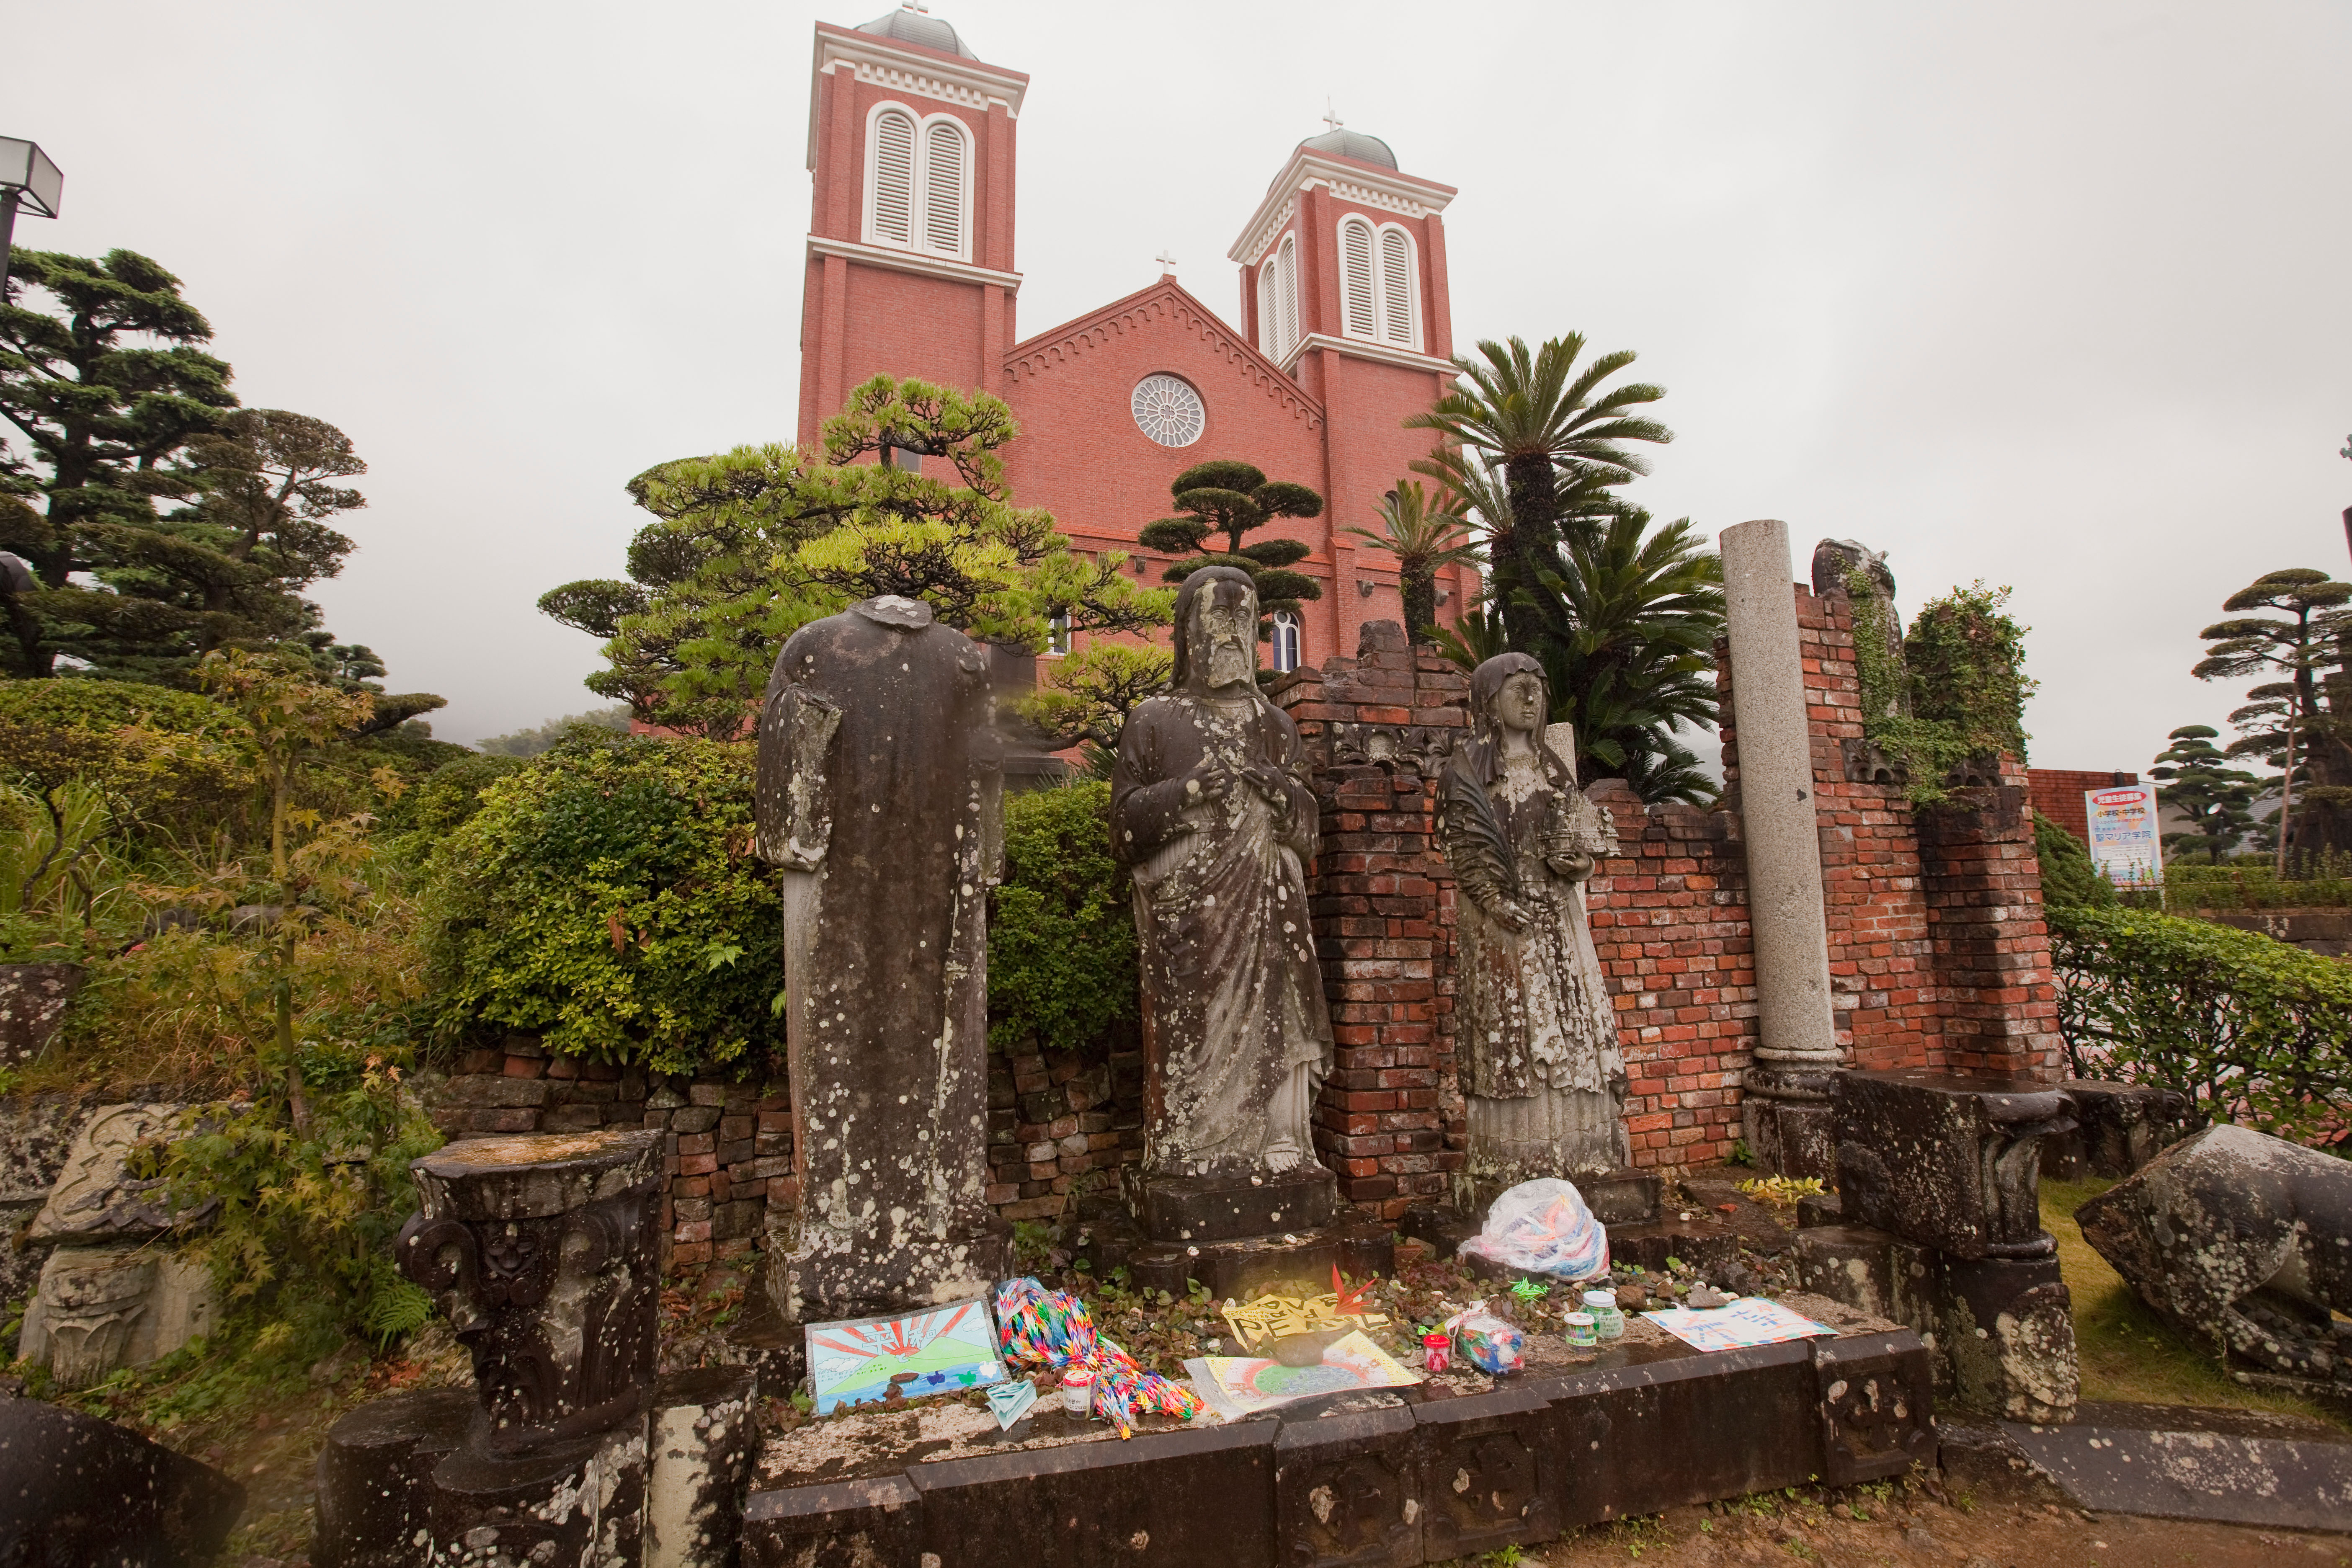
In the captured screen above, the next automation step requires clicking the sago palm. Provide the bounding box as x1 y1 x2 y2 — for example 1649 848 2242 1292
1340 481 1480 641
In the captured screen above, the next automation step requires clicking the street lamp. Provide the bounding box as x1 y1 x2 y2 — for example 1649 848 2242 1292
0 137 64 290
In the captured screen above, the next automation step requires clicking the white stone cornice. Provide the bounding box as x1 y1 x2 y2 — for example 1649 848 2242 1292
806 25 1029 170
1283 332 1457 377
807 235 1022 292
1229 151 1457 265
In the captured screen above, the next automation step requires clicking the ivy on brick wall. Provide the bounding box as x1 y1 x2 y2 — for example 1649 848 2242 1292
420 729 785 1075
987 781 1137 1052
2049 902 2352 1148
1855 577 2038 808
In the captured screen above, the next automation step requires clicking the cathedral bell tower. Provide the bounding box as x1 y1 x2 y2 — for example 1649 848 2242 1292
799 5 1028 445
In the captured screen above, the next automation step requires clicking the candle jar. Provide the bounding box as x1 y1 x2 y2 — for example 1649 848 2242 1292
1564 1311 1598 1348
1060 1368 1094 1415
1582 1289 1626 1339
1421 1332 1451 1373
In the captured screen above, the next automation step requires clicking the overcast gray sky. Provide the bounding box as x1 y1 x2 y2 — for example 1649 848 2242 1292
12 1 2348 768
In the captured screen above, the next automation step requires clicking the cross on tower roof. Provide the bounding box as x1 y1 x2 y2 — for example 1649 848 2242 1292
1322 100 1343 133
1155 247 1178 274
899 0 928 11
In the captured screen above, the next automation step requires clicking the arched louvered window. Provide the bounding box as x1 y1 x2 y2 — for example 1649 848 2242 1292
1270 610 1302 673
1274 235 1300 361
924 119 965 256
1257 260 1277 356
1380 227 1415 346
863 104 970 259
1340 217 1377 340
869 109 916 249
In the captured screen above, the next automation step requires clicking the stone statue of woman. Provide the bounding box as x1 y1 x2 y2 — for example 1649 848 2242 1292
1440 652 1628 1194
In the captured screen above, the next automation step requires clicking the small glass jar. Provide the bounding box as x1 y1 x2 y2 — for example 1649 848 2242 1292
1060 1368 1094 1415
1564 1311 1598 1348
1422 1331 1452 1373
1582 1289 1626 1339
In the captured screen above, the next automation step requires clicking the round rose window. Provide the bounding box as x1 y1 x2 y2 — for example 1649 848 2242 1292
1131 374 1205 447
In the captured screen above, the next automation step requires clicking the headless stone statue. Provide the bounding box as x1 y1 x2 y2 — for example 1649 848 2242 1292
754 595 1012 1323
1112 567 1335 1192
1440 653 1628 1194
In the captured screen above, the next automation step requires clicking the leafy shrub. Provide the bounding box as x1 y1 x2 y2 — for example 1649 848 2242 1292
1854 581 2037 807
2049 903 2352 1148
421 729 783 1074
2032 812 2116 910
2161 856 2352 911
987 781 1137 1051
387 752 526 837
0 678 252 838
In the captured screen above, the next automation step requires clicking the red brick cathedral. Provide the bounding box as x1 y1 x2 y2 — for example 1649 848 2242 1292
798 4 1475 670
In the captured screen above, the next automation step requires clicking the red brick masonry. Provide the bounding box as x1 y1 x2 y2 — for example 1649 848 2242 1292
2026 768 2141 846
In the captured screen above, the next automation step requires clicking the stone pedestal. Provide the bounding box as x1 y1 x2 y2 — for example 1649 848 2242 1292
1124 1165 1392 1298
2039 1078 2187 1181
1720 521 1844 1180
1833 1069 2071 1260
318 1132 755 1568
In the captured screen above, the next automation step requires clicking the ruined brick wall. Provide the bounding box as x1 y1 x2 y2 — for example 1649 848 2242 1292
983 1030 1145 1224
425 1040 791 1271
1274 624 1469 1221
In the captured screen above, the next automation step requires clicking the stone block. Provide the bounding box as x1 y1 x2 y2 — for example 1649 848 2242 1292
0 961 83 1064
1833 1068 2071 1259
1411 1381 1559 1559
689 1084 728 1107
0 1391 245 1567
2038 1079 2187 1182
19 1243 219 1388
1932 1247 2076 1423
1602 1218 1742 1282
542 1103 605 1133
1129 1228 1343 1301
1811 1331 1936 1485
741 1474 922 1568
1272 1395 1418 1566
1792 1225 1930 1328
673 1106 722 1135
906 1419 1276 1566
313 1387 474 1568
1136 1165 1336 1245
647 1365 757 1568
424 1413 649 1566
26 1102 189 1245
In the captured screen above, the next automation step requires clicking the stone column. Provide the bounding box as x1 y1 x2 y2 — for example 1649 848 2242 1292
1720 519 1842 1176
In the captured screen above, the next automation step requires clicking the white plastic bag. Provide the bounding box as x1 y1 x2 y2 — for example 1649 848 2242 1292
1456 1177 1610 1281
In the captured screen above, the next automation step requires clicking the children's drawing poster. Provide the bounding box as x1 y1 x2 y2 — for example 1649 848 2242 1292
1643 1297 1834 1353
1184 1329 1421 1420
2084 784 2163 888
805 1297 1007 1415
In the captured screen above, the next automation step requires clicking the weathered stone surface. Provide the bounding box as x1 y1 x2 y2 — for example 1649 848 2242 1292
1127 1226 1347 1301
1273 1394 1419 1567
1114 569 1334 1200
0 1089 98 1300
1440 656 1627 1189
1135 1164 1335 1245
1602 1217 1743 1281
425 1416 649 1567
1794 1224 1930 1328
755 595 1012 1326
1813 1331 1936 1484
1833 1069 2071 1259
2038 1078 2187 1181
0 961 82 1064
0 1389 244 1566
2000 1400 2352 1530
2076 1122 2352 1389
1577 1169 1662 1227
740 1475 921 1568
314 1387 475 1568
17 1242 219 1388
398 1130 663 1456
1934 1248 2076 1423
26 1101 190 1243
1410 1381 1560 1559
645 1365 757 1568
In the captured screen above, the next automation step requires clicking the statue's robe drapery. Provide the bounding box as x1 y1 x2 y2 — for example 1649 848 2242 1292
1112 691 1334 1178
1441 728 1629 1183
753 596 1010 1322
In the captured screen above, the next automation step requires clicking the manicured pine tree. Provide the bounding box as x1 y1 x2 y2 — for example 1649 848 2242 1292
1136 460 1323 622
2148 724 2265 864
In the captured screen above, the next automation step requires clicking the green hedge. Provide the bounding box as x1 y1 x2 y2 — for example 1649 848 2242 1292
987 781 1137 1052
2048 903 2352 1148
420 730 784 1074
0 677 253 834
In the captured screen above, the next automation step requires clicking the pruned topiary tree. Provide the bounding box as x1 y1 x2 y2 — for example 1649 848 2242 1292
1137 459 1323 624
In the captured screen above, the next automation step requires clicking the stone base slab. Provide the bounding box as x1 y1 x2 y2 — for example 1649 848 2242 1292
1134 1166 1338 1245
738 1325 1937 1567
1126 1216 1392 1300
2001 1400 2352 1530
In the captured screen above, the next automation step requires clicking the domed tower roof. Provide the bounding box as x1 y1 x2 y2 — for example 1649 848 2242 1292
1298 128 1398 170
855 3 981 59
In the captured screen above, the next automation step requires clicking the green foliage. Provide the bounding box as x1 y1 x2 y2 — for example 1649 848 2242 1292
1016 642 1172 751
541 377 1171 737
2149 724 2265 863
2032 812 2117 910
1340 481 1478 642
1860 582 2037 807
0 780 142 964
2159 855 2352 910
476 705 633 758
0 677 253 836
392 752 526 837
160 1054 444 1348
1137 458 1325 617
421 729 783 1073
2049 903 2352 1148
987 781 1137 1051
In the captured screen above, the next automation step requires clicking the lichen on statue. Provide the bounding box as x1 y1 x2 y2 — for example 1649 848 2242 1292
1111 566 1335 1181
1441 653 1628 1194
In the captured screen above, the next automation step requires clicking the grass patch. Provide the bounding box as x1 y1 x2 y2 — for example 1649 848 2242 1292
2043 1175 2345 1428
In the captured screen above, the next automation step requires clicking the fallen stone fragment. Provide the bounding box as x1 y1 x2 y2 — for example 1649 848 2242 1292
0 1390 244 1567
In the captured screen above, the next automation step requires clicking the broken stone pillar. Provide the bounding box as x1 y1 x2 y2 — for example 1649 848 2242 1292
0 1388 245 1565
2039 1078 2187 1181
318 1132 753 1567
16 1102 218 1388
753 594 1013 1326
1720 520 1841 1177
1805 1070 2080 1422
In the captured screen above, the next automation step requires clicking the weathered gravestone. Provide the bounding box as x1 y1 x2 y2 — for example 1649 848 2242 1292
752 593 1014 1325
2076 1123 2352 1391
316 1130 756 1567
17 1102 219 1388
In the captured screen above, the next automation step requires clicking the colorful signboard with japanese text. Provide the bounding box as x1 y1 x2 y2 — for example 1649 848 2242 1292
2085 783 2163 888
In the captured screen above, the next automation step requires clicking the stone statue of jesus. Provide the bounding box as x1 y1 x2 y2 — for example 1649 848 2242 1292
1112 566 1334 1181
